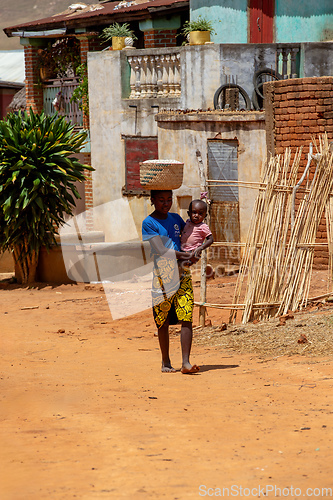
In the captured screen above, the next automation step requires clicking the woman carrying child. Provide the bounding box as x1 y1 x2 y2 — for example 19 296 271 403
142 190 200 374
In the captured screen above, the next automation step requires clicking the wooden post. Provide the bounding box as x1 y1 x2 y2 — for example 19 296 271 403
196 150 207 327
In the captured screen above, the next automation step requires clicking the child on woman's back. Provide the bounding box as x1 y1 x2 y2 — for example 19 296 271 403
180 199 214 258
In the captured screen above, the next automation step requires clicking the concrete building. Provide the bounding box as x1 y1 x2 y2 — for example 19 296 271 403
0 50 25 118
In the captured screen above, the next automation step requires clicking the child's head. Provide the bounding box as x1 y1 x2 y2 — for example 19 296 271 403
188 199 207 224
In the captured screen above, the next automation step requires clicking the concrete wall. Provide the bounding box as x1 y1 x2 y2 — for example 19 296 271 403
190 0 333 43
302 43 333 77
88 45 271 242
180 43 333 109
156 111 266 243
180 43 277 109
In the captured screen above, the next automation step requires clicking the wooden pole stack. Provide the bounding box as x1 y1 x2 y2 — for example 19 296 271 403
229 134 333 324
326 194 333 293
196 150 208 327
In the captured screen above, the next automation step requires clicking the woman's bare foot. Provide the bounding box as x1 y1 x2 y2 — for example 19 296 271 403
181 363 200 374
161 361 176 373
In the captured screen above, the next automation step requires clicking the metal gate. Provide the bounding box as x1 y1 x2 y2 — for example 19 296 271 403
208 139 240 264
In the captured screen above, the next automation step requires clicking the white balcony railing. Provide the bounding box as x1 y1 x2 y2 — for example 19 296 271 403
276 44 300 79
126 49 181 99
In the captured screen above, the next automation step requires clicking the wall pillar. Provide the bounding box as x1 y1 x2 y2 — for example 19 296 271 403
78 35 102 218
21 38 45 113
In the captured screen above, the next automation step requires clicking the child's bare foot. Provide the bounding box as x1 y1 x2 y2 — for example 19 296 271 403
181 362 200 374
161 361 176 373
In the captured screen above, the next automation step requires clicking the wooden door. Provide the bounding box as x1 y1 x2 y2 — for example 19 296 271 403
208 140 240 264
250 0 274 43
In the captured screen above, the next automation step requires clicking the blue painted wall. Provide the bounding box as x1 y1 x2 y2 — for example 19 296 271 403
190 0 333 43
190 0 248 43
275 0 333 42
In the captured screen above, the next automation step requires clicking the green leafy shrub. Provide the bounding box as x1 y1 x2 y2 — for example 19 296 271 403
100 22 137 42
180 16 216 37
70 63 89 116
0 109 93 284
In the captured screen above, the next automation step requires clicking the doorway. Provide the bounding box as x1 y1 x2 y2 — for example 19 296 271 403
249 0 275 43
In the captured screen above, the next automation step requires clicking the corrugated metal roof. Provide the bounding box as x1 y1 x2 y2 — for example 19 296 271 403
0 51 25 83
4 0 188 34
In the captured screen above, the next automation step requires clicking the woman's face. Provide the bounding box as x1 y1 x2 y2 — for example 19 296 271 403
152 191 173 216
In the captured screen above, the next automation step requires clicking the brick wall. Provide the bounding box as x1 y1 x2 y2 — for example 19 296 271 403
265 76 333 268
24 45 43 113
144 29 178 48
79 36 103 63
79 36 104 129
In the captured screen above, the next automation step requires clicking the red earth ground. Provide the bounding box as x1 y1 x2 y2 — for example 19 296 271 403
1 271 332 499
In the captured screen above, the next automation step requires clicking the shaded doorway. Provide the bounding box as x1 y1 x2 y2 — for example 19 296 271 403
207 139 240 265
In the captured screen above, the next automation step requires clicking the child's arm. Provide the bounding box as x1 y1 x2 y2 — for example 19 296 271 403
194 234 214 258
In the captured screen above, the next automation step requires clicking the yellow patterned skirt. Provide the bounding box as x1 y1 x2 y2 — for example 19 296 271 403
152 256 194 328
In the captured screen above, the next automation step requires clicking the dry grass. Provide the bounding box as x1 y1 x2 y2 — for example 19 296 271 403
191 302 333 359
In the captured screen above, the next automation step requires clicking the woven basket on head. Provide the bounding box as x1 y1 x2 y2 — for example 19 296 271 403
140 160 184 190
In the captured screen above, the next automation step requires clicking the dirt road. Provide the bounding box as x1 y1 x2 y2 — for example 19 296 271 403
1 276 332 499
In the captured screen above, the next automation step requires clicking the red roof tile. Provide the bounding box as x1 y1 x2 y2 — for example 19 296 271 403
4 0 188 35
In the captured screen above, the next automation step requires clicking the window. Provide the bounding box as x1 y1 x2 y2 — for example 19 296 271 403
123 136 158 194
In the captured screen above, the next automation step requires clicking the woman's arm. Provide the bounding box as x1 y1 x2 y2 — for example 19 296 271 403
149 235 199 263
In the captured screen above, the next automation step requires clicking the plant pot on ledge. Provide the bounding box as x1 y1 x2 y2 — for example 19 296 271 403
101 22 137 51
180 15 215 46
189 31 211 45
112 36 126 50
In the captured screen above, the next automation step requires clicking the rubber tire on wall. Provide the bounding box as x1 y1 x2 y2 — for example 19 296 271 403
213 83 252 110
253 68 282 99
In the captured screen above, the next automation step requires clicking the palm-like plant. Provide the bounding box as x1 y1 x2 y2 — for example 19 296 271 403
180 16 216 37
100 22 137 42
0 109 93 284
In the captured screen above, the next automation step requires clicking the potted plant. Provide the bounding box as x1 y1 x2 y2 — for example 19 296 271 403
37 38 81 80
100 22 137 51
180 16 216 46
